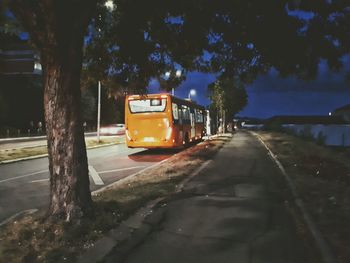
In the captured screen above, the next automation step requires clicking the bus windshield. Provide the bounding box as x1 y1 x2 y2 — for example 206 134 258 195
129 98 167 113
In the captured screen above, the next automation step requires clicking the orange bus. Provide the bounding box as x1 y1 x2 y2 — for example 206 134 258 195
125 93 206 148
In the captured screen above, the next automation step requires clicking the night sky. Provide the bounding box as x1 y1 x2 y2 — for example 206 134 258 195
150 55 350 119
17 11 350 120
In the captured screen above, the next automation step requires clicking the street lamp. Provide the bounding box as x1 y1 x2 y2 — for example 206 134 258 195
97 81 101 142
96 1 115 143
105 0 115 11
164 70 182 96
188 89 196 100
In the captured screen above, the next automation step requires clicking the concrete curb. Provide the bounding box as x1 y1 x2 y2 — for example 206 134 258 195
0 142 120 165
251 131 338 263
92 135 223 196
0 209 38 227
79 141 221 263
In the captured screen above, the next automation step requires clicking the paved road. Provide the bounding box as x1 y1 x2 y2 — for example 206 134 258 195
0 143 176 223
104 131 310 263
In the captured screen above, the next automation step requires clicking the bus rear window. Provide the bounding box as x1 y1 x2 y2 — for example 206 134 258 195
129 99 167 113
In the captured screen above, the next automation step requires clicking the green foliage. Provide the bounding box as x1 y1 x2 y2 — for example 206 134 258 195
0 2 22 37
0 75 43 130
81 88 96 123
82 0 350 95
208 78 248 120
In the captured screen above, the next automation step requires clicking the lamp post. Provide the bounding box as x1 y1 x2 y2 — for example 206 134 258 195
188 89 196 100
165 70 182 96
97 81 101 142
96 1 115 143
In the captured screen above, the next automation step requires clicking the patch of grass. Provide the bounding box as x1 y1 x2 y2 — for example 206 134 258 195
256 131 350 263
0 146 48 162
0 137 125 162
0 135 230 262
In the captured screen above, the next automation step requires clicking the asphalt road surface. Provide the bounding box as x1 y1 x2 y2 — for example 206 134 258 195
0 143 176 223
104 131 310 263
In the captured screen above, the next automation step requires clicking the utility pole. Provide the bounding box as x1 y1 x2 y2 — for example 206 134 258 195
97 81 101 142
223 110 226 133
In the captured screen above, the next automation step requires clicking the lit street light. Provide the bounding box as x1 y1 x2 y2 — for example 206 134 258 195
164 70 182 96
105 0 115 11
188 89 196 100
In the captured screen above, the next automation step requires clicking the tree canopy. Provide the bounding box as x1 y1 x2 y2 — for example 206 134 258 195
208 78 248 121
3 0 349 222
84 0 350 92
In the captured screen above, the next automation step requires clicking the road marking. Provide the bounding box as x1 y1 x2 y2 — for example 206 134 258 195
88 165 104 185
98 166 146 174
92 157 172 195
30 178 49 183
0 169 48 184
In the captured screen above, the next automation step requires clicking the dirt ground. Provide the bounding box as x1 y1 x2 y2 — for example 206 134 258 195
257 131 350 263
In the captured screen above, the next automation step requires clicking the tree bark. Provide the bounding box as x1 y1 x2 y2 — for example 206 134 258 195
42 38 92 221
10 0 97 222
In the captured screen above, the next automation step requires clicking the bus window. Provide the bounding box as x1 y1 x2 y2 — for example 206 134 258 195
181 105 190 123
129 98 167 113
172 103 179 121
194 109 203 123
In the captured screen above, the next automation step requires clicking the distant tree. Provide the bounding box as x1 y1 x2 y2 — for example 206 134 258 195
208 79 247 131
0 92 8 127
81 87 96 125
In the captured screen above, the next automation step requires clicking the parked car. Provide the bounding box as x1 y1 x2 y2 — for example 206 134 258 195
99 124 125 135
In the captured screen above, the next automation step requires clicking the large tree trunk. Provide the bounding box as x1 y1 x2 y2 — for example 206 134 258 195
42 42 92 221
11 0 97 222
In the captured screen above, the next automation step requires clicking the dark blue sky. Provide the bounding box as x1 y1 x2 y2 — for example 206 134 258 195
150 55 350 119
15 9 349 119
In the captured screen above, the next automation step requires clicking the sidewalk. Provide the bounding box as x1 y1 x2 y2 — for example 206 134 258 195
102 132 311 263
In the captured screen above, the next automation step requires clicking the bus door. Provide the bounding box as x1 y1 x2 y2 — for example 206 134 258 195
173 102 183 143
190 108 195 139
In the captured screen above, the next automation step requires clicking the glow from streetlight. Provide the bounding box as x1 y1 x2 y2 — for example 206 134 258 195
175 70 182 77
188 89 196 99
105 0 115 11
